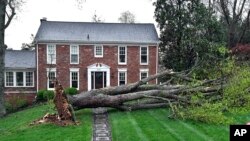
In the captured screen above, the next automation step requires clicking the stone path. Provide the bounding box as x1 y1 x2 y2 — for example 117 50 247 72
92 108 112 141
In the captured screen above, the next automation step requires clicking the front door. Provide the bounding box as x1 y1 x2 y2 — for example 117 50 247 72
91 71 107 89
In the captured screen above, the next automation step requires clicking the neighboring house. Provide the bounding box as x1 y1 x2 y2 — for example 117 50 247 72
34 19 159 92
4 50 36 103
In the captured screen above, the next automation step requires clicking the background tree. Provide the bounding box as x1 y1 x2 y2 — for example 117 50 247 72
154 0 225 72
216 0 250 48
0 0 23 117
92 11 104 22
21 34 35 50
118 11 136 23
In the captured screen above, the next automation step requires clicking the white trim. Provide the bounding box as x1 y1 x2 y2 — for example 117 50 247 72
4 91 36 94
140 46 149 65
70 68 80 72
36 44 39 92
118 68 127 86
36 42 159 46
117 68 127 72
47 44 56 64
118 45 127 65
87 63 110 91
70 68 80 90
46 68 56 72
94 45 103 58
70 44 79 64
4 71 35 87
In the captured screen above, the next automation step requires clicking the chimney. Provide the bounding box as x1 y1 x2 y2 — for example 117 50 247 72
40 17 47 22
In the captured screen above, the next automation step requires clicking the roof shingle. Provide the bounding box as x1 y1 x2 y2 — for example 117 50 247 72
35 21 159 44
5 50 36 69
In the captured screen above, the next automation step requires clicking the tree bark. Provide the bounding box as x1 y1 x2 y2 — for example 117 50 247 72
0 0 7 117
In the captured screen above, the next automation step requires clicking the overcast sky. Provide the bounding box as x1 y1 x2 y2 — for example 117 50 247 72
5 0 157 50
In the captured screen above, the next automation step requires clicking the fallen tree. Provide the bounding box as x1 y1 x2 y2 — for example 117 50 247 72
68 69 224 110
33 69 228 126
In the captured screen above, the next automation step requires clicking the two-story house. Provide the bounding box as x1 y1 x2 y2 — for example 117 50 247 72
34 19 159 92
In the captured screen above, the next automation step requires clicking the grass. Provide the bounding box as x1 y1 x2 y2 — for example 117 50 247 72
0 104 92 141
109 108 248 141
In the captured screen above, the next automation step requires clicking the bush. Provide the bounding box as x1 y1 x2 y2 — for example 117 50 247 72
43 90 55 100
64 87 78 95
37 89 46 101
5 95 29 113
36 90 55 101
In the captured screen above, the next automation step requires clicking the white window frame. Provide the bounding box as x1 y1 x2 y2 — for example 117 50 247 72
94 45 103 58
140 46 149 65
140 68 149 80
118 68 127 86
47 68 56 90
118 46 127 65
70 45 79 64
47 44 56 64
4 71 34 87
70 68 79 90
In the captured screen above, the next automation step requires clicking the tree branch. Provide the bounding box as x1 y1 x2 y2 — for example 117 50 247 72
4 0 16 29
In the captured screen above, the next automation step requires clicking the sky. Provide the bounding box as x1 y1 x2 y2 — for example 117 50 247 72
5 0 157 50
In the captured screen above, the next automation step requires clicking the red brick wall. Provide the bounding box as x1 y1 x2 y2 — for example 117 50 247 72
37 44 158 92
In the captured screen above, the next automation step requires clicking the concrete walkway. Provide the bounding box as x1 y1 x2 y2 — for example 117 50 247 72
92 108 112 141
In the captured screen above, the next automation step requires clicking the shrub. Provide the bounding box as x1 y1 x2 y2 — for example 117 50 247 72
43 90 55 100
64 87 78 95
5 95 29 113
37 89 46 101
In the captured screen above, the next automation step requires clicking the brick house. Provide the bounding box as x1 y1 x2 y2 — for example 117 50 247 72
4 50 36 103
34 20 159 92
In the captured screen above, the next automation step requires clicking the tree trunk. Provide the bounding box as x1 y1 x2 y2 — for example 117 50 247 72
0 0 7 117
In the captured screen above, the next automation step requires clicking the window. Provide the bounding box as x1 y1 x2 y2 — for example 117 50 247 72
70 45 79 64
26 72 34 86
118 46 127 64
47 44 56 64
140 69 149 80
95 45 103 57
118 68 127 86
140 46 148 65
47 68 56 89
16 72 24 86
5 72 14 86
5 71 34 87
70 68 79 89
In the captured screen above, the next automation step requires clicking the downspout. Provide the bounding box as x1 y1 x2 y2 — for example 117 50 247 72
36 42 39 93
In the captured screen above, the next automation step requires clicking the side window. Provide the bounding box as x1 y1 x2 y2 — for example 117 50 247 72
140 46 148 65
5 72 14 86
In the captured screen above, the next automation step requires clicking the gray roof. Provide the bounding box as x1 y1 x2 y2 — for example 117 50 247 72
35 20 159 44
5 50 36 69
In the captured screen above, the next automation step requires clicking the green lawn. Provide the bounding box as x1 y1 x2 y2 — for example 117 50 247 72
109 108 236 141
0 104 92 141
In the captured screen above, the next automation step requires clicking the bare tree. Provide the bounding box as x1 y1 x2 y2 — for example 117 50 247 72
0 0 23 117
92 11 104 23
118 11 136 23
216 0 250 48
